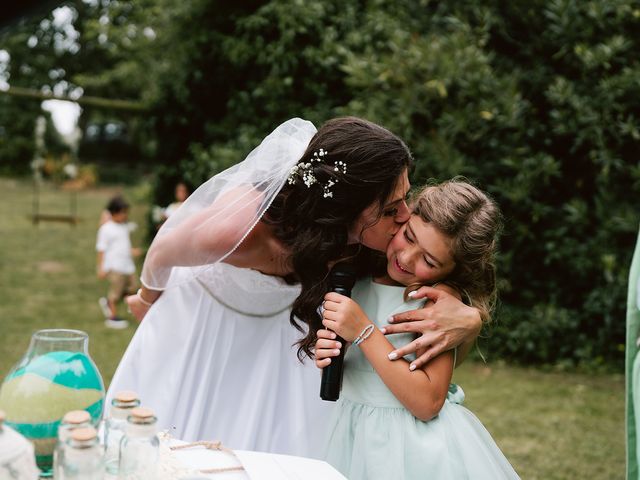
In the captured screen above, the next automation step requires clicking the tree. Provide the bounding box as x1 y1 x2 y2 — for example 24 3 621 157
158 0 638 367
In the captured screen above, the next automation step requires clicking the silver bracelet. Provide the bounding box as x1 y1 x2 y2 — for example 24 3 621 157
353 324 375 346
136 288 154 307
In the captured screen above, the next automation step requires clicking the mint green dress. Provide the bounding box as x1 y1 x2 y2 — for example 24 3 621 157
323 279 520 480
626 226 640 480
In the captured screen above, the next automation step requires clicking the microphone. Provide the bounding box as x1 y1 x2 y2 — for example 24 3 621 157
320 262 357 402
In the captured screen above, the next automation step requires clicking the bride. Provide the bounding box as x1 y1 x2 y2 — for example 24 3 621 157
108 117 481 457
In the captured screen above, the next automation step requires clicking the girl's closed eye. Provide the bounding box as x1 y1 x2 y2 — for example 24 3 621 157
384 208 399 217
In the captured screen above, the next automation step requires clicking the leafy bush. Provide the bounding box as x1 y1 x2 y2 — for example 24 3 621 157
147 0 638 369
4 0 635 368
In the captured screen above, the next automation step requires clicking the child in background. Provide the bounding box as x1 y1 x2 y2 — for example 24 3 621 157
162 181 190 220
150 181 191 230
315 179 519 479
97 196 141 329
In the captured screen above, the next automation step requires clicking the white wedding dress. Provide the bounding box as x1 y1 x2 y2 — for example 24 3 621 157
106 262 335 458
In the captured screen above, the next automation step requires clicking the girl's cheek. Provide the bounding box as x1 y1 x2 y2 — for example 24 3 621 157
415 266 431 283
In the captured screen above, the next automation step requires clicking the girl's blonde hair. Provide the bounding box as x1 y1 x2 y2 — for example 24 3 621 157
412 178 502 323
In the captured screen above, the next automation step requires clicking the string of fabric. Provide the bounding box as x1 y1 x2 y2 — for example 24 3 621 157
169 440 244 474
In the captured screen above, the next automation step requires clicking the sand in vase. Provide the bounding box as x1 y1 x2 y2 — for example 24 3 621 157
0 350 104 472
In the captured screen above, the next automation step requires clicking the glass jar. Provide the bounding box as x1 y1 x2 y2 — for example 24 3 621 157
104 390 140 475
0 329 105 477
61 426 104 480
0 409 40 480
118 407 159 480
53 410 92 480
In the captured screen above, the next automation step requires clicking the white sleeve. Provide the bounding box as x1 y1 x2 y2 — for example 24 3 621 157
96 225 109 252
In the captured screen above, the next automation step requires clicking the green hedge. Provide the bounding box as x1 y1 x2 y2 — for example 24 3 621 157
6 0 633 368
152 0 639 369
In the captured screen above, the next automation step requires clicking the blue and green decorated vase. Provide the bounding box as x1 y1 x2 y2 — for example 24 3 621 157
0 329 104 477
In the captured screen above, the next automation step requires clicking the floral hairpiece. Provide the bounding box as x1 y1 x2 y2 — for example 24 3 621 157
287 149 347 198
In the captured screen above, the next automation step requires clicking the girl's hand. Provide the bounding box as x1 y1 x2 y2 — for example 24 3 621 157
126 294 150 322
314 329 342 369
321 292 371 342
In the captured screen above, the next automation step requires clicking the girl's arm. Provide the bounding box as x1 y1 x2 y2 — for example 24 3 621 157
359 329 454 421
96 251 106 279
322 292 454 421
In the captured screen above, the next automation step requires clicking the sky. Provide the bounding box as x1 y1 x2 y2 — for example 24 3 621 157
41 99 81 136
0 6 82 139
41 6 82 137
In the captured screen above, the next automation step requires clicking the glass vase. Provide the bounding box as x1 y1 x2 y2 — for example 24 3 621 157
0 329 105 477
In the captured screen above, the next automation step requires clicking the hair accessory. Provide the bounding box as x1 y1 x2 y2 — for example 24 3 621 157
334 160 347 174
287 149 347 198
353 324 375 346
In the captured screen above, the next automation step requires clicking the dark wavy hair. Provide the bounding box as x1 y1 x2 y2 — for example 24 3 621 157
264 117 413 360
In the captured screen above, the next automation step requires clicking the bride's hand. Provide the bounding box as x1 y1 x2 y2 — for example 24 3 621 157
382 286 481 369
314 329 342 369
126 294 150 322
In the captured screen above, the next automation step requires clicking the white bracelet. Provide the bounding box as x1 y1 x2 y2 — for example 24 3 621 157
136 289 154 307
353 324 375 346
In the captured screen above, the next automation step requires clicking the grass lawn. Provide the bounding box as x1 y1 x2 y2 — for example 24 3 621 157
0 177 625 479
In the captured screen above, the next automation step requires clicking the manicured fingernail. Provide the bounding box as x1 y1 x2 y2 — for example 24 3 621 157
380 327 386 334
387 316 394 323
408 290 417 297
335 342 342 348
333 349 341 355
409 364 416 371
388 352 398 360
330 332 336 339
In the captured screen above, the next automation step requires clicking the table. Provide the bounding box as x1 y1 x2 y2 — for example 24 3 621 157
167 438 347 480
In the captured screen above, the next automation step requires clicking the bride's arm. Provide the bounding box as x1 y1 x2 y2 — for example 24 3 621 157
141 186 265 287
129 186 266 320
382 286 482 369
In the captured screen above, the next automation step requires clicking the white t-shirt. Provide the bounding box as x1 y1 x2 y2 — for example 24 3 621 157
96 220 136 275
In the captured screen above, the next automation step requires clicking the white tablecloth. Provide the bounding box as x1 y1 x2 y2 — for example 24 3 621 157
170 439 347 480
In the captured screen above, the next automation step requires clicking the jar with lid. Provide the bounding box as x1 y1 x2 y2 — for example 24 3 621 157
61 426 104 480
53 410 92 480
118 407 159 480
103 390 140 475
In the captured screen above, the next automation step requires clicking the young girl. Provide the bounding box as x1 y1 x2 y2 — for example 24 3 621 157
315 179 519 479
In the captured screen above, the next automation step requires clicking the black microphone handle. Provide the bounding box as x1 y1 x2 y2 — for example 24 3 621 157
319 338 345 401
320 285 351 401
